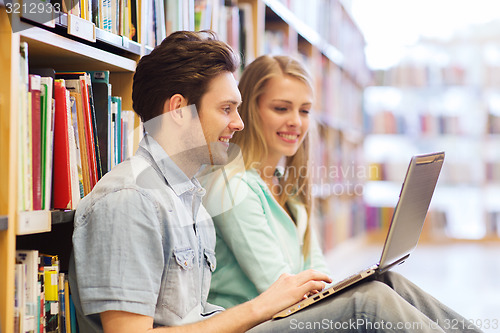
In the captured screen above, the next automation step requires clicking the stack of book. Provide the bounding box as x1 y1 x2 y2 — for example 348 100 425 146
15 251 76 333
18 42 140 213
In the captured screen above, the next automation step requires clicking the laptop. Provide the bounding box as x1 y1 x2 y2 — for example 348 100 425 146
273 151 445 319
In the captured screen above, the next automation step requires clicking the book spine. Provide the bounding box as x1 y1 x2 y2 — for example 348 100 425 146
85 75 103 180
52 80 73 210
65 89 82 208
79 77 98 189
29 74 43 211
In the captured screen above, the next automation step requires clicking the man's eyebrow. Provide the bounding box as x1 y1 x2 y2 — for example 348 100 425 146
222 100 242 106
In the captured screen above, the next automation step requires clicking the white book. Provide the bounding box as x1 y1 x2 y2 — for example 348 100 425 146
16 250 39 332
14 263 26 333
63 88 81 209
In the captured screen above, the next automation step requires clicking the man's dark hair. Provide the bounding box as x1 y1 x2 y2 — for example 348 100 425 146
132 30 240 122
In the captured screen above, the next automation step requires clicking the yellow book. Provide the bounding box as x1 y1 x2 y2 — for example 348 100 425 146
44 268 58 302
81 0 88 20
65 279 71 333
69 91 90 195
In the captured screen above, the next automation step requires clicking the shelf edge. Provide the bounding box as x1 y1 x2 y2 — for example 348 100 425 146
18 22 136 72
51 210 75 225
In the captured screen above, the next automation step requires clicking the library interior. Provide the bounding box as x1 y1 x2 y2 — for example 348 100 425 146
1 0 500 332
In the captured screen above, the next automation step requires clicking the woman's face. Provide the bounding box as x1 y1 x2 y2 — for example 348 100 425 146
257 75 313 163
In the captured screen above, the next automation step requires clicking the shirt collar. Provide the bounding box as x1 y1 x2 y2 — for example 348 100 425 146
138 134 203 197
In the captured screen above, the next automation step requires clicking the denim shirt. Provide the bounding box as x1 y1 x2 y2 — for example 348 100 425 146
70 134 223 332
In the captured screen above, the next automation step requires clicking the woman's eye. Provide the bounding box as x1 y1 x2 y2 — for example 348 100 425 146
274 107 287 112
301 109 310 115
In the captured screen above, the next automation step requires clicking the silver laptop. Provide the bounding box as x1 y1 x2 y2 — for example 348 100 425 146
273 152 445 319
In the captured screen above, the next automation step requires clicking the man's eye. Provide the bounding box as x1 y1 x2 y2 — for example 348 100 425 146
223 107 231 114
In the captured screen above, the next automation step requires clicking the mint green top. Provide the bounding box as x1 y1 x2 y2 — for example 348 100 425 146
205 168 330 309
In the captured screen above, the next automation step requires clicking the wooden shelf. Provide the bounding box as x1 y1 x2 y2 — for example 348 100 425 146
55 13 146 56
18 21 136 72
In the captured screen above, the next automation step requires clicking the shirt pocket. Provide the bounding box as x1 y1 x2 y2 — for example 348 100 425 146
201 248 217 304
162 248 197 319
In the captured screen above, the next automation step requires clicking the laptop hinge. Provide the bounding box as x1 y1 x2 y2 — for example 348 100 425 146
378 254 410 275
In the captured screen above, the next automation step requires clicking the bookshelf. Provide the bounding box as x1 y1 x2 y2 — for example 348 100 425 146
257 0 371 252
1 3 140 331
364 32 500 242
1 1 371 331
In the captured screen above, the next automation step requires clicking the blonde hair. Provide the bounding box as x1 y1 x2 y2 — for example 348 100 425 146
234 55 314 258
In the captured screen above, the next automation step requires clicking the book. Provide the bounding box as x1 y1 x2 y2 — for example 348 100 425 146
30 68 57 210
67 87 91 195
56 72 100 189
83 74 103 180
121 110 136 160
14 263 26 333
58 273 66 332
78 75 98 187
64 278 71 333
40 76 55 210
165 0 181 36
69 94 86 198
40 254 59 333
29 74 43 211
238 3 255 67
19 42 33 212
111 96 122 165
129 0 138 41
52 80 74 210
88 71 111 175
69 293 77 333
66 88 83 210
154 0 166 43
16 250 39 333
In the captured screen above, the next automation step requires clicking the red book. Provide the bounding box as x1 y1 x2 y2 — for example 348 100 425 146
52 80 72 209
29 74 42 210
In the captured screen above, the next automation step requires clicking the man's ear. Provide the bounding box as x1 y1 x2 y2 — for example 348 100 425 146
163 94 188 124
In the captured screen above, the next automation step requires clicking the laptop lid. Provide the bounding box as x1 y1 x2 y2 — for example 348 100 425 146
378 152 445 272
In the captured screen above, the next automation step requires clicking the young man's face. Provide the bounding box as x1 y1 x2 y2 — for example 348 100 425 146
198 71 244 165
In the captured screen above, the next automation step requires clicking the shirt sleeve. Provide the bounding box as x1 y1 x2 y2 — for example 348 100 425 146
212 180 292 294
72 188 164 317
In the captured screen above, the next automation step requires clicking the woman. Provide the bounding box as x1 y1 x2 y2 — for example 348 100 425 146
205 55 479 332
204 54 329 309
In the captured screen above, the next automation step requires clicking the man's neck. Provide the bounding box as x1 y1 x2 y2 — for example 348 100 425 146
165 148 203 179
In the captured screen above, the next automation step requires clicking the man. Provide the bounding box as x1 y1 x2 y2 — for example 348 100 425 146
69 30 331 333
